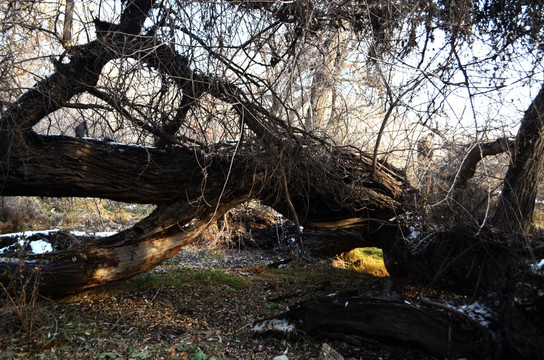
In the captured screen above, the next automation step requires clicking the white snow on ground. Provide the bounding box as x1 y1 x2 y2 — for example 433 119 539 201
0 239 52 255
0 230 59 255
0 229 60 238
252 319 295 333
28 239 53 254
531 259 544 273
456 301 494 328
69 231 118 237
0 229 118 255
408 226 420 240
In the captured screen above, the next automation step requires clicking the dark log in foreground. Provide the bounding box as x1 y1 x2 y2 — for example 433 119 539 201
503 274 544 359
263 296 492 359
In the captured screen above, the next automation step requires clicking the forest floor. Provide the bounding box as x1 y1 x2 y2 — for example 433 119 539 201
0 243 490 360
0 199 506 359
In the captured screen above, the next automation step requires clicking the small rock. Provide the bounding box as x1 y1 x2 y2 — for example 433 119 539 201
272 356 289 360
0 350 15 359
318 343 344 360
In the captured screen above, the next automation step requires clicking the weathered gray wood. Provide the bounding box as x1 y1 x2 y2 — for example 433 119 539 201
318 343 344 360
0 200 240 296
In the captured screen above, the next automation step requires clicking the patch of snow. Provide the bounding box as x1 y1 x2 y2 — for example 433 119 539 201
69 231 117 237
0 230 59 254
28 240 53 254
0 229 117 255
408 226 419 240
531 259 544 273
0 235 54 255
272 356 289 360
252 319 295 333
456 301 494 328
0 229 60 239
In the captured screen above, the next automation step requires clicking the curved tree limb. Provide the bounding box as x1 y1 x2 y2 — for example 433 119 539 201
453 137 513 188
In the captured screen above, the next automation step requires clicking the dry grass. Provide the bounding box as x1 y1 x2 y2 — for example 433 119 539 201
0 197 154 234
331 247 389 277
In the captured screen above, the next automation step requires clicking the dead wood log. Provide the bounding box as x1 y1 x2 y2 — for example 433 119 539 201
503 275 544 359
280 296 492 359
0 135 410 295
0 200 241 296
0 134 252 204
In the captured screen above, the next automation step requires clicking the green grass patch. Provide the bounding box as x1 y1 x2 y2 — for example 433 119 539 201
257 262 362 285
127 267 249 291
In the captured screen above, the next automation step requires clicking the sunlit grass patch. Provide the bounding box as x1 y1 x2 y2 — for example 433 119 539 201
332 247 389 277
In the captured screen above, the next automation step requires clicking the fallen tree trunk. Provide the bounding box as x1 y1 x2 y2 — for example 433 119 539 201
0 135 410 295
0 0 413 296
0 200 240 296
0 134 254 204
257 296 492 359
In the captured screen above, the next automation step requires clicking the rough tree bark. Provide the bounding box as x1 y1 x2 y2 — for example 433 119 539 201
493 84 544 235
0 0 538 300
0 134 408 295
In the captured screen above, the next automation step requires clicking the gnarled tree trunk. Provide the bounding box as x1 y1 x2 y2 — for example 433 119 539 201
0 136 409 296
493 84 544 235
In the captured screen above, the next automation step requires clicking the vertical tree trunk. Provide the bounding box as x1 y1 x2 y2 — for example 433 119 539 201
494 84 544 234
63 0 74 46
305 31 348 132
